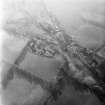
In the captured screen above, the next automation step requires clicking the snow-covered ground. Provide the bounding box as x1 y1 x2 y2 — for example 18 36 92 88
1 0 105 105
